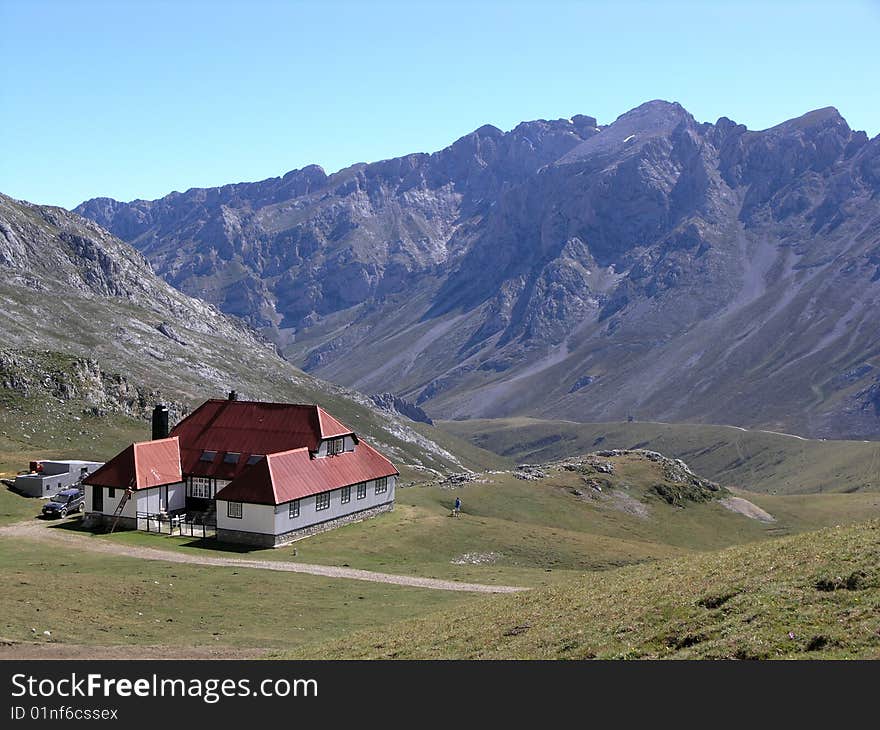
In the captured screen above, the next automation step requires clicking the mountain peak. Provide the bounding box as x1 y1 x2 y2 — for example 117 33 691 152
768 106 849 133
282 164 327 180
619 98 687 116
472 123 504 138
611 99 694 129
556 100 693 165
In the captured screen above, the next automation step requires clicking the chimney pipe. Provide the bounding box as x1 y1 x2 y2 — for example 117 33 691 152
228 390 238 401
152 404 169 440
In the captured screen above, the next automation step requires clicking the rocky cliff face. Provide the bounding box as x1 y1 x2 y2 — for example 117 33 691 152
0 194 476 474
0 348 187 421
75 101 880 438
370 393 433 425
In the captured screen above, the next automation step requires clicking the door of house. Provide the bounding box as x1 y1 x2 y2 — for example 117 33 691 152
93 487 103 512
159 486 167 513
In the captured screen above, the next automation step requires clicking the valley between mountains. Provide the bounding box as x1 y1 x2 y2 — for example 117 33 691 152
1 99 879 660
76 101 880 439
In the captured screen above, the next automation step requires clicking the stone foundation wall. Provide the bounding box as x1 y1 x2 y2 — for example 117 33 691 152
217 501 394 548
82 512 136 531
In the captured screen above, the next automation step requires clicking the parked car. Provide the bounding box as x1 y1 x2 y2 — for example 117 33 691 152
41 488 85 518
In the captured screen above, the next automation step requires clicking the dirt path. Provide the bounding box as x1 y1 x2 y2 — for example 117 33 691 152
0 520 525 594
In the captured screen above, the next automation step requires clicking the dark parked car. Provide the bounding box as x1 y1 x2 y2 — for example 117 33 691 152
41 488 85 518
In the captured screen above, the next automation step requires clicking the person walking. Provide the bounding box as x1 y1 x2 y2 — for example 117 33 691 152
453 496 462 517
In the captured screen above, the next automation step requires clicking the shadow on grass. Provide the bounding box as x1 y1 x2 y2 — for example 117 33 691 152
171 538 258 554
5 482 37 506
44 517 262 554
46 517 101 534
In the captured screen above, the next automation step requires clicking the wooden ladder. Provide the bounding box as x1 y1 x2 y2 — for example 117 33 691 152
108 480 135 534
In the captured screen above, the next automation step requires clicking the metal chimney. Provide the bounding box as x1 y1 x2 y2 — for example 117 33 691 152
152 404 170 440
228 390 238 401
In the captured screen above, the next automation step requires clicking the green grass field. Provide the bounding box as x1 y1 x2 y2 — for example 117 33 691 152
18 452 797 590
0 538 471 653
441 418 880 494
4 408 880 658
283 519 880 659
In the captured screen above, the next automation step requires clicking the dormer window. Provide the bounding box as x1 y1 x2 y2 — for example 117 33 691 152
246 454 264 465
199 450 217 462
223 452 241 464
327 438 343 456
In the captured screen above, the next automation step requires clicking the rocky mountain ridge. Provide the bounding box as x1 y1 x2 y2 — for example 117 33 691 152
74 101 880 438
0 194 480 474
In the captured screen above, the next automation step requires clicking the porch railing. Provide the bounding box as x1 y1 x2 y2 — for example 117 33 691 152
136 511 216 538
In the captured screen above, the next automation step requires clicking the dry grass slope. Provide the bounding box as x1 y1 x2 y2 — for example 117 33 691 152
442 418 880 494
283 520 880 659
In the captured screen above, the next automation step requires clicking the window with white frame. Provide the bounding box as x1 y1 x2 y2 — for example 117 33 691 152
289 499 300 519
315 492 330 511
341 485 351 504
189 477 213 499
227 501 243 519
327 438 343 456
375 477 388 494
356 482 366 500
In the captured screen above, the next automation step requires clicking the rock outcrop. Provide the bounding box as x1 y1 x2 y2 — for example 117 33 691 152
0 348 187 421
370 393 433 424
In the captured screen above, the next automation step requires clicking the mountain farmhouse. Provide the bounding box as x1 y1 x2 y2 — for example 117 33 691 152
82 393 399 547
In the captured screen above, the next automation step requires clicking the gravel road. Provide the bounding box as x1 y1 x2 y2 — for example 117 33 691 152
0 519 525 594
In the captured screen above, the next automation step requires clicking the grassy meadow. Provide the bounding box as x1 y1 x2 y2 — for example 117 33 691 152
442 417 880 494
283 519 880 660
3 403 879 658
0 539 470 653
13 452 804 590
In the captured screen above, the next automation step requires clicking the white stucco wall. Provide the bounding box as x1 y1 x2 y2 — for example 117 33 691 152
215 500 276 534
137 483 185 513
272 475 396 535
86 483 184 517
169 483 185 511
84 484 136 518
16 473 70 498
216 475 396 537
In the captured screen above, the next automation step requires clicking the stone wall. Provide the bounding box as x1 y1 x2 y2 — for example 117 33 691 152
217 501 394 548
82 512 137 531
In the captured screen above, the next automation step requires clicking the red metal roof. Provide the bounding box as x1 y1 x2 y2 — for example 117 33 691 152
168 399 355 481
315 406 351 439
84 437 182 491
215 441 399 505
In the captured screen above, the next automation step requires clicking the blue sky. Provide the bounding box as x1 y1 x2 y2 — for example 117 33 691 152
1 0 878 209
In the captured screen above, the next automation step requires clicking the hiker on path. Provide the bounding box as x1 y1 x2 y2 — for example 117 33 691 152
453 496 462 517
